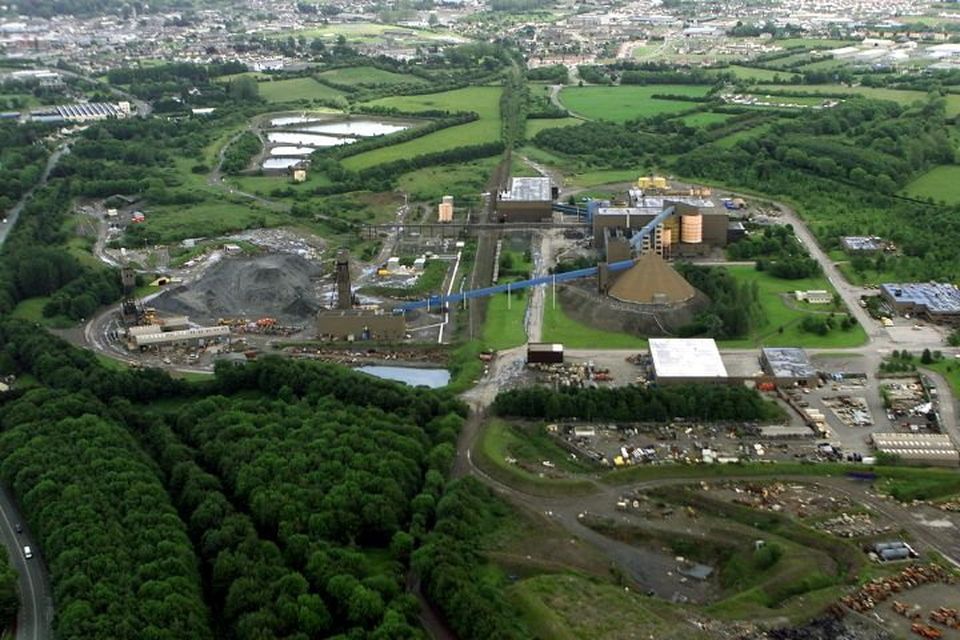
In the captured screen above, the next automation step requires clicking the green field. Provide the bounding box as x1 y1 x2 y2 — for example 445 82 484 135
316 65 427 87
675 111 734 127
558 85 711 122
718 266 868 349
344 86 502 170
541 299 648 349
396 157 498 202
257 78 346 104
228 170 333 196
525 117 581 137
755 84 960 116
714 122 778 148
509 575 689 640
140 201 286 244
902 165 960 204
482 290 529 351
538 266 866 349
721 66 789 82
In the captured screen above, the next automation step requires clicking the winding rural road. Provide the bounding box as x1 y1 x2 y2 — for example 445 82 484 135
0 144 64 640
0 486 52 640
0 145 69 250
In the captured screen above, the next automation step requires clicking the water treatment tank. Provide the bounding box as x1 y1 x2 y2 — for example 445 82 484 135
680 214 703 244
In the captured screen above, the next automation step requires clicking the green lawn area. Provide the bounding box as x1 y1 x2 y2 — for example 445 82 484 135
557 85 711 122
674 111 734 127
536 265 864 349
721 66 790 82
257 77 346 105
316 65 426 86
228 171 333 196
215 71 269 83
568 167 645 188
717 265 868 349
345 86 502 170
525 117 581 137
396 157 498 202
482 290 529 351
11 297 74 328
541 299 648 349
902 165 960 204
755 84 960 116
923 359 960 398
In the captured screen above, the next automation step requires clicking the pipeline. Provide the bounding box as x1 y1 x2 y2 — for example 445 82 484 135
396 206 675 312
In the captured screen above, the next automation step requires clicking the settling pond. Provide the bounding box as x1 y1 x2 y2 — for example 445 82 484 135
357 366 450 389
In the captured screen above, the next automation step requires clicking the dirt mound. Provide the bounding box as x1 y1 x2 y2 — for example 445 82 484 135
153 254 324 324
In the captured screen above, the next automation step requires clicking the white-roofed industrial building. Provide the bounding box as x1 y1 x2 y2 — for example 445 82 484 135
871 433 959 467
130 326 230 350
496 177 555 223
649 338 728 384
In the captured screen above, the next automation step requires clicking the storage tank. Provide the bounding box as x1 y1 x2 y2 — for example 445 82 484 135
680 214 703 244
438 195 454 222
661 227 672 247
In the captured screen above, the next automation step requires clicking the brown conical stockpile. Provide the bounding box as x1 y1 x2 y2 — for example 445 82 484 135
607 252 695 305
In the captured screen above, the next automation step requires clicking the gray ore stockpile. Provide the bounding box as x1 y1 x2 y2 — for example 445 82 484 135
153 254 324 323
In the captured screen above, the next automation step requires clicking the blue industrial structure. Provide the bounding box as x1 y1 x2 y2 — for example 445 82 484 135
396 206 676 312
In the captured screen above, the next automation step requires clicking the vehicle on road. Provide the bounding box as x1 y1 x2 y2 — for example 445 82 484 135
23 546 32 559
15 523 22 534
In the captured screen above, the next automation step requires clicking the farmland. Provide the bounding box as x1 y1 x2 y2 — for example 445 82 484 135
256 77 346 104
316 65 427 87
344 86 502 169
525 117 581 137
557 85 712 122
902 165 960 204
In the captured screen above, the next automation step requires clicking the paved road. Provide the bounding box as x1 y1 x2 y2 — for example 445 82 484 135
0 486 52 640
0 145 69 249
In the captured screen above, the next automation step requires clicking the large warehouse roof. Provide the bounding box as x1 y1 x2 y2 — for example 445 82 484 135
880 282 960 314
762 347 816 380
500 177 551 202
650 338 727 380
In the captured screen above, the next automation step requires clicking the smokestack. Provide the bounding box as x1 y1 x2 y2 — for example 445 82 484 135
335 249 352 310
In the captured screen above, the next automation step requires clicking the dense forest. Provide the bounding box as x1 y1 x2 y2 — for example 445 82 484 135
0 320 488 639
492 384 786 421
673 99 959 280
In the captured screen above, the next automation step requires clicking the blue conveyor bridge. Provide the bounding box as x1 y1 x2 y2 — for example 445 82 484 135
395 206 675 312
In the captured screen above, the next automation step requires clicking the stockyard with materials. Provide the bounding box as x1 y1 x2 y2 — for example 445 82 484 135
5 2 960 640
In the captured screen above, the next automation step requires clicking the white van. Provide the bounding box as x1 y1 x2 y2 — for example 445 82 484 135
23 546 32 559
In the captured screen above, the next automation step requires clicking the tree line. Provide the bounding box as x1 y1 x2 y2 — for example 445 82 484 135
492 384 786 422
675 263 766 339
